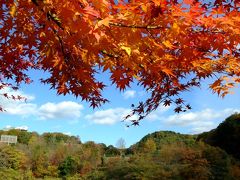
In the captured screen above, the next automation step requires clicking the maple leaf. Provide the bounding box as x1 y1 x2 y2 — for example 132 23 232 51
131 120 139 126
163 99 171 106
186 104 192 110
83 6 100 18
172 22 180 35
93 32 101 42
162 68 176 77
0 0 239 124
175 98 184 105
210 79 222 94
97 17 110 28
10 4 17 17
162 40 174 49
120 46 132 56
174 106 182 113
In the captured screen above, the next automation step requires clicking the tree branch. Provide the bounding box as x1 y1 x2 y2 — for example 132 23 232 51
100 50 119 58
109 22 165 29
31 0 64 30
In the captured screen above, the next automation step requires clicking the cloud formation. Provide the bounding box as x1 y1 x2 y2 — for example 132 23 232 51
146 105 171 121
1 86 84 120
123 90 136 99
85 108 137 125
38 101 83 120
164 108 240 134
85 103 170 125
4 125 29 131
1 86 36 116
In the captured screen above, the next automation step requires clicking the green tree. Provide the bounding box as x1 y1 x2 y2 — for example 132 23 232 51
141 138 157 153
0 145 26 170
58 156 78 177
105 145 121 157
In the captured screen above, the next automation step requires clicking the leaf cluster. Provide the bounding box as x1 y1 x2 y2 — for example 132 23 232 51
0 0 239 122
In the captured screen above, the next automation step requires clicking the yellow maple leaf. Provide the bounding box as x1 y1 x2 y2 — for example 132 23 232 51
162 40 173 49
10 4 17 17
121 46 132 56
98 17 110 28
141 4 148 12
172 22 180 35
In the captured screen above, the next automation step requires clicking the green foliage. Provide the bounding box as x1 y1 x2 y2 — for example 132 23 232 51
43 132 81 145
58 156 78 177
0 168 23 180
140 138 157 153
105 145 121 157
130 131 196 154
198 113 240 159
83 169 106 180
103 159 144 180
0 145 25 170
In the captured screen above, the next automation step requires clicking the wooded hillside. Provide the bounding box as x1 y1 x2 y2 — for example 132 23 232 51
0 113 240 179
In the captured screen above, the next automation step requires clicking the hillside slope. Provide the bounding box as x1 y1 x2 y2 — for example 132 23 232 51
198 113 240 159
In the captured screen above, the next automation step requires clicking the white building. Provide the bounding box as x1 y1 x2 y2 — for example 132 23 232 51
0 135 17 144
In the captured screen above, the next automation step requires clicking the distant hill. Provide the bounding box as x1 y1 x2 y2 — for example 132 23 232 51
197 113 240 159
124 129 239 179
128 131 197 153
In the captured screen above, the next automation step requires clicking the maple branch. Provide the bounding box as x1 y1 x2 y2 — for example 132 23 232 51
31 0 70 62
31 0 64 30
109 21 226 37
189 27 226 35
109 22 165 29
100 50 119 58
53 29 66 57
46 12 64 30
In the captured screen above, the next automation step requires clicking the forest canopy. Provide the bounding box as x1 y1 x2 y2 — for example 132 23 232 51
0 0 240 123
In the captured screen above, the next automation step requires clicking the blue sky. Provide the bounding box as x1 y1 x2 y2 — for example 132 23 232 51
0 69 240 147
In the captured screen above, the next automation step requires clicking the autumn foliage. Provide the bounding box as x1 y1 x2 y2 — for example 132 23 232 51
0 0 240 123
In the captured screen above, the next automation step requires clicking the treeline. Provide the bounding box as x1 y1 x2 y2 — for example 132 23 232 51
0 113 240 179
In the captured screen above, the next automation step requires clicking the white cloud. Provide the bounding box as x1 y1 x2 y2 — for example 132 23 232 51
3 125 29 131
0 86 36 116
1 86 84 121
146 104 171 121
190 122 215 134
63 132 72 136
85 103 170 125
38 101 83 120
5 103 37 116
85 108 137 125
164 108 240 134
15 125 29 131
123 90 136 99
